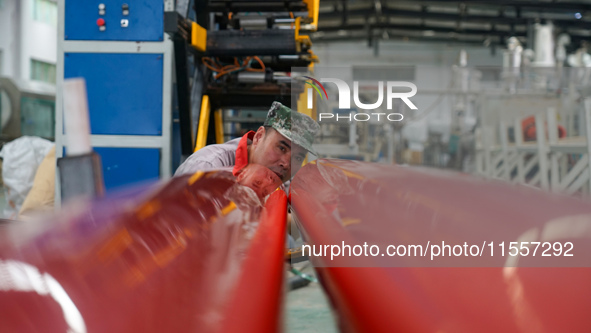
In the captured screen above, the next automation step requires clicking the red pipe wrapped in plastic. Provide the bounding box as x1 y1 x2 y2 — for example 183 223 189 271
290 159 591 333
0 170 286 333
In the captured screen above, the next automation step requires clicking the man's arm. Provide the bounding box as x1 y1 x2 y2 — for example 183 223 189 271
174 158 216 176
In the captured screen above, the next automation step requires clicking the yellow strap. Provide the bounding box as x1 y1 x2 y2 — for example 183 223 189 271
191 22 207 52
187 171 204 185
195 95 210 152
214 109 224 144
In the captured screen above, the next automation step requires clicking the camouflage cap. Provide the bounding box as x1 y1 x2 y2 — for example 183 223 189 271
263 101 319 155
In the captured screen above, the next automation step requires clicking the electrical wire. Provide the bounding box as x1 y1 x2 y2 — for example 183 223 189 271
202 56 266 79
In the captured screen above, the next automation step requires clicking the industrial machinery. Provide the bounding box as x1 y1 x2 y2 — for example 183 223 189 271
0 77 56 141
164 0 319 156
55 0 319 198
57 0 173 194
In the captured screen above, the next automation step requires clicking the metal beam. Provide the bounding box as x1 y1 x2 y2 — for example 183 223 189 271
394 0 591 12
311 33 492 46
317 2 591 46
208 1 308 12
205 83 301 109
318 22 524 37
205 30 298 56
320 0 591 12
319 7 591 31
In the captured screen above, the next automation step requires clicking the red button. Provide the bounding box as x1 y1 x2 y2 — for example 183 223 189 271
97 18 105 26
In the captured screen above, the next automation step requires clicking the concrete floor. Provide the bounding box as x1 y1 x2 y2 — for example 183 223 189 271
284 264 338 333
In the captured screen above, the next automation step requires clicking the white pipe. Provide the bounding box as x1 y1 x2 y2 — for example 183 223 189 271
63 78 92 156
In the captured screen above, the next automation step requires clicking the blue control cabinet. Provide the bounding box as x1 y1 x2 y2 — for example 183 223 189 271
63 147 161 191
58 0 172 197
94 147 161 190
65 0 164 41
64 53 163 135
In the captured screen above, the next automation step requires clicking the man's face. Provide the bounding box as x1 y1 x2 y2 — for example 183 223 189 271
250 127 308 182
236 164 282 199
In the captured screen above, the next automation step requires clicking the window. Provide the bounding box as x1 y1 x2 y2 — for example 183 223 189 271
31 59 56 84
33 0 57 27
21 97 56 139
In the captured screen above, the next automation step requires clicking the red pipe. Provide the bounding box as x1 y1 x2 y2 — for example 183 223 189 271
291 159 591 333
0 171 286 333
220 190 287 333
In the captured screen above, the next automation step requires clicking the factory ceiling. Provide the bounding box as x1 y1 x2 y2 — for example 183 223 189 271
313 0 591 51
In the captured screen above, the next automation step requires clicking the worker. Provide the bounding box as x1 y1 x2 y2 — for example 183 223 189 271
176 101 318 248
175 101 319 185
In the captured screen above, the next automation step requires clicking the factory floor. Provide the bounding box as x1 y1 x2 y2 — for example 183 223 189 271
285 263 338 333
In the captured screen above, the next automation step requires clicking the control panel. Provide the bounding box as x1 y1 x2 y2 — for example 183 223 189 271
64 147 161 192
65 1 163 41
64 53 164 135
60 0 171 193
94 147 161 190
